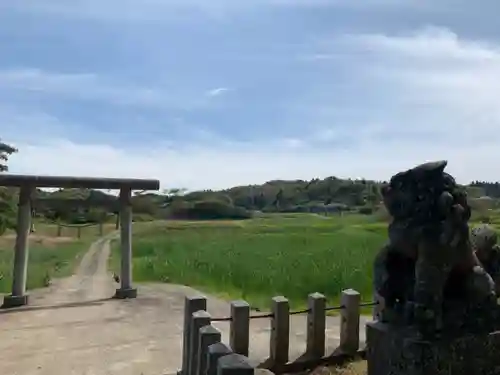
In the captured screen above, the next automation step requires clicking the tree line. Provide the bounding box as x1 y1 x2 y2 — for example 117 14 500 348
0 139 499 225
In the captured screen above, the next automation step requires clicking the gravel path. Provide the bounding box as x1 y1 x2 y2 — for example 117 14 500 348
0 237 370 375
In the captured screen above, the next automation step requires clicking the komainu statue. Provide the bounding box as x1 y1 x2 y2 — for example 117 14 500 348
373 160 498 339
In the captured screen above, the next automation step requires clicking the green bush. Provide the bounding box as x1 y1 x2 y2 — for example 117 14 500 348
0 188 16 235
169 200 252 220
358 207 374 215
133 213 156 222
479 215 492 224
0 215 7 236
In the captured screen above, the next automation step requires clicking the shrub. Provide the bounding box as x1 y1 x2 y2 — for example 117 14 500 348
169 200 252 220
0 190 16 235
358 207 374 215
132 213 156 222
479 215 492 224
0 215 7 235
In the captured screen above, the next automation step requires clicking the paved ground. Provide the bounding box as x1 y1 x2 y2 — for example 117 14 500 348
0 237 370 375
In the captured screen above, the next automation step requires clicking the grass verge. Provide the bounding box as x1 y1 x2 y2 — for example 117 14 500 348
0 239 93 292
310 361 367 375
0 221 114 293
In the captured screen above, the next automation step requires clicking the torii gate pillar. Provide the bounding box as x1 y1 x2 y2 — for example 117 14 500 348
3 185 34 308
114 186 137 299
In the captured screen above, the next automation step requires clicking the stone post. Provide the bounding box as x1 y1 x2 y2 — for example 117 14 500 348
114 186 136 299
270 296 290 369
181 296 207 375
198 325 221 375
339 289 361 354
3 184 33 308
306 292 326 359
189 311 211 375
229 300 250 356
207 343 232 375
217 353 254 375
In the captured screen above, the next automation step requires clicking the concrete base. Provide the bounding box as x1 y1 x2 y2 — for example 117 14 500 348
366 321 500 375
114 288 137 299
2 294 29 308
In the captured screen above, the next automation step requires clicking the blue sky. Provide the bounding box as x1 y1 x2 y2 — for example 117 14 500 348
2 1 500 190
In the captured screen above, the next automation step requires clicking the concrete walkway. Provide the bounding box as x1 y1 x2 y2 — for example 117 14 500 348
0 238 370 375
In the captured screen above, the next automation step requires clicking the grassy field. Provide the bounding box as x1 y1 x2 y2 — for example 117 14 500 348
0 221 117 293
110 214 389 309
110 212 500 310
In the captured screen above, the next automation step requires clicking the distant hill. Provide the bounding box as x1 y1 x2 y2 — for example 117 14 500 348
180 177 383 213
176 177 500 215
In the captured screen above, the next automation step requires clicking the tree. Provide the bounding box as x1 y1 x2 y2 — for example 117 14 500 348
272 189 284 210
161 188 188 206
0 140 18 234
0 188 16 235
0 140 17 172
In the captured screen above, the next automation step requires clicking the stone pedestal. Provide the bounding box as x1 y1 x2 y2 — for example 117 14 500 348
114 288 137 299
366 321 500 375
2 294 29 308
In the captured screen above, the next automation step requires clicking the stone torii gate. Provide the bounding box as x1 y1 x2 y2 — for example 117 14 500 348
0 174 160 308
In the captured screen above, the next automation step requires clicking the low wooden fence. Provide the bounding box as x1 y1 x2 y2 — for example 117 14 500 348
180 289 377 375
56 222 105 238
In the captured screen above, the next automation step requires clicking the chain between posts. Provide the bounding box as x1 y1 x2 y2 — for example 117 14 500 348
58 222 97 228
209 300 379 322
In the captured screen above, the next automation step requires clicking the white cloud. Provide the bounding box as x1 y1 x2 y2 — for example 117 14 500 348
5 26 500 190
341 27 500 136
206 87 229 97
5 133 500 192
344 26 500 62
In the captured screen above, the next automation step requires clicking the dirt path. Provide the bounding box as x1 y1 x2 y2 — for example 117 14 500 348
0 238 370 375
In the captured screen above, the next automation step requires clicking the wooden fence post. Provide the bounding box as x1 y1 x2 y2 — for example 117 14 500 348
207 342 233 375
230 300 250 356
57 224 62 237
77 226 82 239
339 289 360 355
217 353 254 375
198 325 221 375
99 222 104 236
188 310 211 375
270 296 290 368
306 292 326 359
181 296 207 375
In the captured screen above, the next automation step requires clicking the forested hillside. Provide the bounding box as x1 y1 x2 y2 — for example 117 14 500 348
1 175 499 226
180 177 382 212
